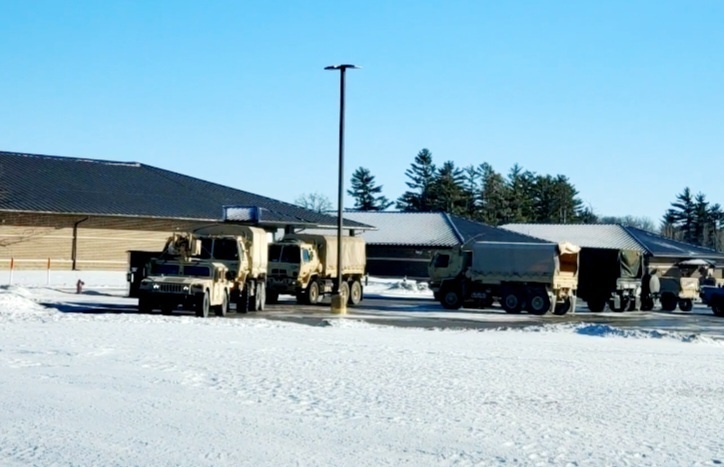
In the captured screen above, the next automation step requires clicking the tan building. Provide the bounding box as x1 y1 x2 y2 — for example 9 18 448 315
0 151 367 271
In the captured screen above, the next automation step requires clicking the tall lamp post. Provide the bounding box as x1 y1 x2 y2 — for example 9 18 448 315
325 64 359 314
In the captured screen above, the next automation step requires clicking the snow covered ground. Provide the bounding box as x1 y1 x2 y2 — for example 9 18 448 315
2 272 724 465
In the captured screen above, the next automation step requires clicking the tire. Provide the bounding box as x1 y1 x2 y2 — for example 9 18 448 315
661 292 677 312
266 291 279 305
257 282 266 312
160 304 174 315
608 294 627 313
249 281 262 312
349 280 363 306
440 287 463 310
138 297 153 314
587 298 606 313
215 291 229 317
640 297 654 311
339 281 350 304
712 298 724 317
553 297 572 316
678 299 693 312
196 291 210 318
305 281 320 305
501 290 523 314
526 289 551 315
237 286 250 314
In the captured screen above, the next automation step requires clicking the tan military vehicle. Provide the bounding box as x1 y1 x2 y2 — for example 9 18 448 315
137 238 232 318
429 241 580 315
656 259 719 311
267 234 366 305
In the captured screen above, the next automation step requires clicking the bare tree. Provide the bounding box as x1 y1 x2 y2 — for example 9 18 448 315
295 192 333 213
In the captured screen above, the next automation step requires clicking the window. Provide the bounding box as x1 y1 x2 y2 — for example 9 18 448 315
302 249 311 263
151 263 181 275
183 266 211 277
433 254 450 268
213 238 239 260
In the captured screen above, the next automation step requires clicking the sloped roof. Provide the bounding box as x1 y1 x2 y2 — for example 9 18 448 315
340 212 546 247
0 150 369 229
625 226 724 261
502 223 724 262
501 224 645 251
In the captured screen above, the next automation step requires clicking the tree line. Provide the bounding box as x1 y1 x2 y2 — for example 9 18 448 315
296 148 723 251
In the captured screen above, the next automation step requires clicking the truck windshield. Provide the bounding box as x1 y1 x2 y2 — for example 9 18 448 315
269 244 301 264
151 263 181 275
183 265 211 277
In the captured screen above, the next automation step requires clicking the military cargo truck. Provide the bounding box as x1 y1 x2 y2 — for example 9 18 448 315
267 234 366 306
428 241 580 315
137 224 269 313
653 259 717 312
577 249 644 313
137 254 232 318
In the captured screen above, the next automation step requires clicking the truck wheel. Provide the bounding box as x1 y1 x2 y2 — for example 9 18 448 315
266 291 279 304
526 290 550 315
712 298 724 317
215 291 229 317
608 294 627 312
349 280 363 306
340 281 350 303
257 282 266 311
660 292 677 312
501 291 522 314
237 287 250 314
196 291 210 318
161 304 174 315
553 297 572 316
640 296 654 311
305 281 320 305
587 298 606 313
440 288 463 310
678 299 693 312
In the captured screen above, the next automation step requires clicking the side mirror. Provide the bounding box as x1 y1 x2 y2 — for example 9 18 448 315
190 239 202 256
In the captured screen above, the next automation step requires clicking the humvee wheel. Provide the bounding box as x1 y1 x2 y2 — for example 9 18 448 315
526 289 551 315
161 304 174 315
678 299 693 312
138 297 153 314
305 281 320 305
501 290 523 314
266 291 279 304
349 280 363 306
640 297 654 311
196 291 210 318
215 291 229 317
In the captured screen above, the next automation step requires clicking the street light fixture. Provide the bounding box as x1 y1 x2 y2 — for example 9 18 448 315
325 64 359 314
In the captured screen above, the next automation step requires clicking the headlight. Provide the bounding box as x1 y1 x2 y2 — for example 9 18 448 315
152 284 160 290
183 286 190 292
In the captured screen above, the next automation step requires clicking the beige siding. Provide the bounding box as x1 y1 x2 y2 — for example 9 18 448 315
0 212 206 271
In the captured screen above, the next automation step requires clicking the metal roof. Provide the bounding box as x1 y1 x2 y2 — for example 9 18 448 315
625 226 724 261
339 212 547 247
0 150 370 229
501 224 646 251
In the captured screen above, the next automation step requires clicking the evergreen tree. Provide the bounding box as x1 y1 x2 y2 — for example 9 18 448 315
461 165 482 219
347 167 393 211
396 148 436 211
664 188 696 244
478 163 510 226
506 164 536 223
428 161 467 214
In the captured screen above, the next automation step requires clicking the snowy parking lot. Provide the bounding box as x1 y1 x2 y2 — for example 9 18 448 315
2 272 724 465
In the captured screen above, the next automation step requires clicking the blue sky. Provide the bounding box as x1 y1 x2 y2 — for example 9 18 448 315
1 1 722 221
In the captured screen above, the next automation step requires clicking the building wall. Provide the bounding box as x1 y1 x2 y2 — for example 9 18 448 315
0 212 205 271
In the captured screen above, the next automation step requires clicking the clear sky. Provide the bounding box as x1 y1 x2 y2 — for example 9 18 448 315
1 1 722 222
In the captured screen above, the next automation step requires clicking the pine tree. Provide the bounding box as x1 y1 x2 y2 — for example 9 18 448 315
428 161 467 214
664 188 696 244
347 167 393 211
478 163 510 226
396 148 437 211
506 164 536 222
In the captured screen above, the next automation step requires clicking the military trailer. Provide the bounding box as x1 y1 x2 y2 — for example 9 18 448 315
428 241 580 315
577 249 645 313
267 234 366 306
